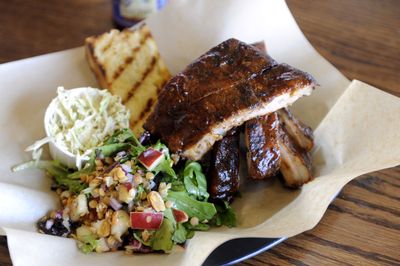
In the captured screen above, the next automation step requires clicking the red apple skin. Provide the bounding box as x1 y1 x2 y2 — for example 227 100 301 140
138 148 163 170
172 209 189 223
130 212 164 230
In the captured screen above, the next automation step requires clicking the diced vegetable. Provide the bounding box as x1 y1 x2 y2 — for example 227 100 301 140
130 212 164 230
69 194 89 221
111 210 130 241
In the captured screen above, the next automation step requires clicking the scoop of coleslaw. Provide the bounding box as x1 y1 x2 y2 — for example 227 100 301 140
27 87 130 169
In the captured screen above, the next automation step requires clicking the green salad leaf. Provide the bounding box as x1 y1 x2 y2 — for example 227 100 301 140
12 160 87 194
212 201 237 227
151 218 174 252
152 141 176 178
182 161 209 201
166 191 217 221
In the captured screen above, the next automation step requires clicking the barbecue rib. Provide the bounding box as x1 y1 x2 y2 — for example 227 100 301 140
144 38 316 161
278 126 313 188
278 108 314 151
245 113 281 179
207 129 240 202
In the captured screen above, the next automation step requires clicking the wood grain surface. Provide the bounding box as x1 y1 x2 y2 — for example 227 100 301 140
0 0 399 265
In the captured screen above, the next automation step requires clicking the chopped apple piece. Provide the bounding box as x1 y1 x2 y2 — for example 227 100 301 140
130 212 164 230
172 209 189 223
138 148 164 170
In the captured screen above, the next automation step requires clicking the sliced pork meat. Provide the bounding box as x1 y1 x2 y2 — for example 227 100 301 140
145 38 316 161
278 126 314 188
277 108 314 151
245 113 280 179
207 129 240 202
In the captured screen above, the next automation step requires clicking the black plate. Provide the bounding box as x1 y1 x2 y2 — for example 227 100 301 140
203 237 286 265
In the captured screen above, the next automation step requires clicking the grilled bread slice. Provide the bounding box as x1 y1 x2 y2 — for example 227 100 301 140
85 24 171 136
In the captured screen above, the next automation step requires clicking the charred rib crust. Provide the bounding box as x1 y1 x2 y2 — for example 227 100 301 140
245 113 281 179
208 129 240 202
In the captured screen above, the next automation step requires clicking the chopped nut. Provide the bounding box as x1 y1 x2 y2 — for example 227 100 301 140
97 220 111 237
105 209 114 220
95 159 103 167
89 200 98 209
133 173 143 186
107 235 120 250
60 190 71 199
56 188 63 195
98 188 106 197
102 196 111 206
142 230 151 242
96 202 108 219
89 178 101 188
117 167 125 177
165 200 173 209
158 182 172 198
190 217 199 226
135 205 144 211
92 188 100 198
147 191 165 212
145 172 155 180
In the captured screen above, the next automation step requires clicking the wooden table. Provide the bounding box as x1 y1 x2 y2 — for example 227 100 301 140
1 0 399 265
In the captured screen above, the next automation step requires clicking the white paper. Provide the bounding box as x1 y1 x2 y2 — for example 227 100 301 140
0 0 398 265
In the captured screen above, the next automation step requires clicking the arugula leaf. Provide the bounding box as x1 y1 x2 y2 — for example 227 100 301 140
153 157 176 178
166 191 216 221
13 160 87 194
55 175 87 194
172 223 189 243
134 232 152 246
104 128 135 145
212 201 237 227
151 141 176 178
79 235 98 254
150 218 174 252
182 161 209 200
184 222 210 231
76 226 98 253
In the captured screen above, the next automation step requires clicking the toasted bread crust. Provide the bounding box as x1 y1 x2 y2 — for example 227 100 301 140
85 24 171 136
85 40 109 89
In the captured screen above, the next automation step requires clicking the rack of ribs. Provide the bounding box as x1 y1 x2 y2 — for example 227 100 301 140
144 38 316 161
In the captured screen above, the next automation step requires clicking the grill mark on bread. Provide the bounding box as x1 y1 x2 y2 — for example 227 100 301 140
123 55 158 103
102 40 113 53
111 31 151 82
139 98 155 120
86 42 107 82
157 79 169 94
129 98 155 127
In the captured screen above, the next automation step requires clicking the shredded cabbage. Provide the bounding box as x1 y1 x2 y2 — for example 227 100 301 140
31 87 130 169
